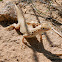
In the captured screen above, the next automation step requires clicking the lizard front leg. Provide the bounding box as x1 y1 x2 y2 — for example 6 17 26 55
39 34 42 41
22 37 27 45
22 34 28 45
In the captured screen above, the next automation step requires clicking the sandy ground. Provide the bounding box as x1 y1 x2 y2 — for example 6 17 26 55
0 0 62 62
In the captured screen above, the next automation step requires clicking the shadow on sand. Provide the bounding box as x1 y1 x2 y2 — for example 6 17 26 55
0 19 17 27
24 37 62 62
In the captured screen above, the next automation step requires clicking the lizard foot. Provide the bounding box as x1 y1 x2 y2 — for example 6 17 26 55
55 54 62 56
22 37 27 45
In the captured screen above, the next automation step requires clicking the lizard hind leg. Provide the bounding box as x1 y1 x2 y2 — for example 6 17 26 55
4 23 20 30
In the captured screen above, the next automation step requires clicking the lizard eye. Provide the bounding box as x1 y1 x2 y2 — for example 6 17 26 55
32 32 33 33
42 28 45 29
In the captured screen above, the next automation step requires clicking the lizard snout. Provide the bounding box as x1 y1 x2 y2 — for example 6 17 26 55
41 23 51 32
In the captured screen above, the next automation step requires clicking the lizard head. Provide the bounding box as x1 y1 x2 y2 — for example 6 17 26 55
27 23 51 37
40 23 51 32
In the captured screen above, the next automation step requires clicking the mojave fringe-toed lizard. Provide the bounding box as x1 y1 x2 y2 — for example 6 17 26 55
5 4 51 42
4 4 62 56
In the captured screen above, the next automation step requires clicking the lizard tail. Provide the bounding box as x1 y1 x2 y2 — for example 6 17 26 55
15 4 29 34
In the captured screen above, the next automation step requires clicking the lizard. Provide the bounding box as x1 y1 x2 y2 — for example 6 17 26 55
4 3 62 56
5 4 51 43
